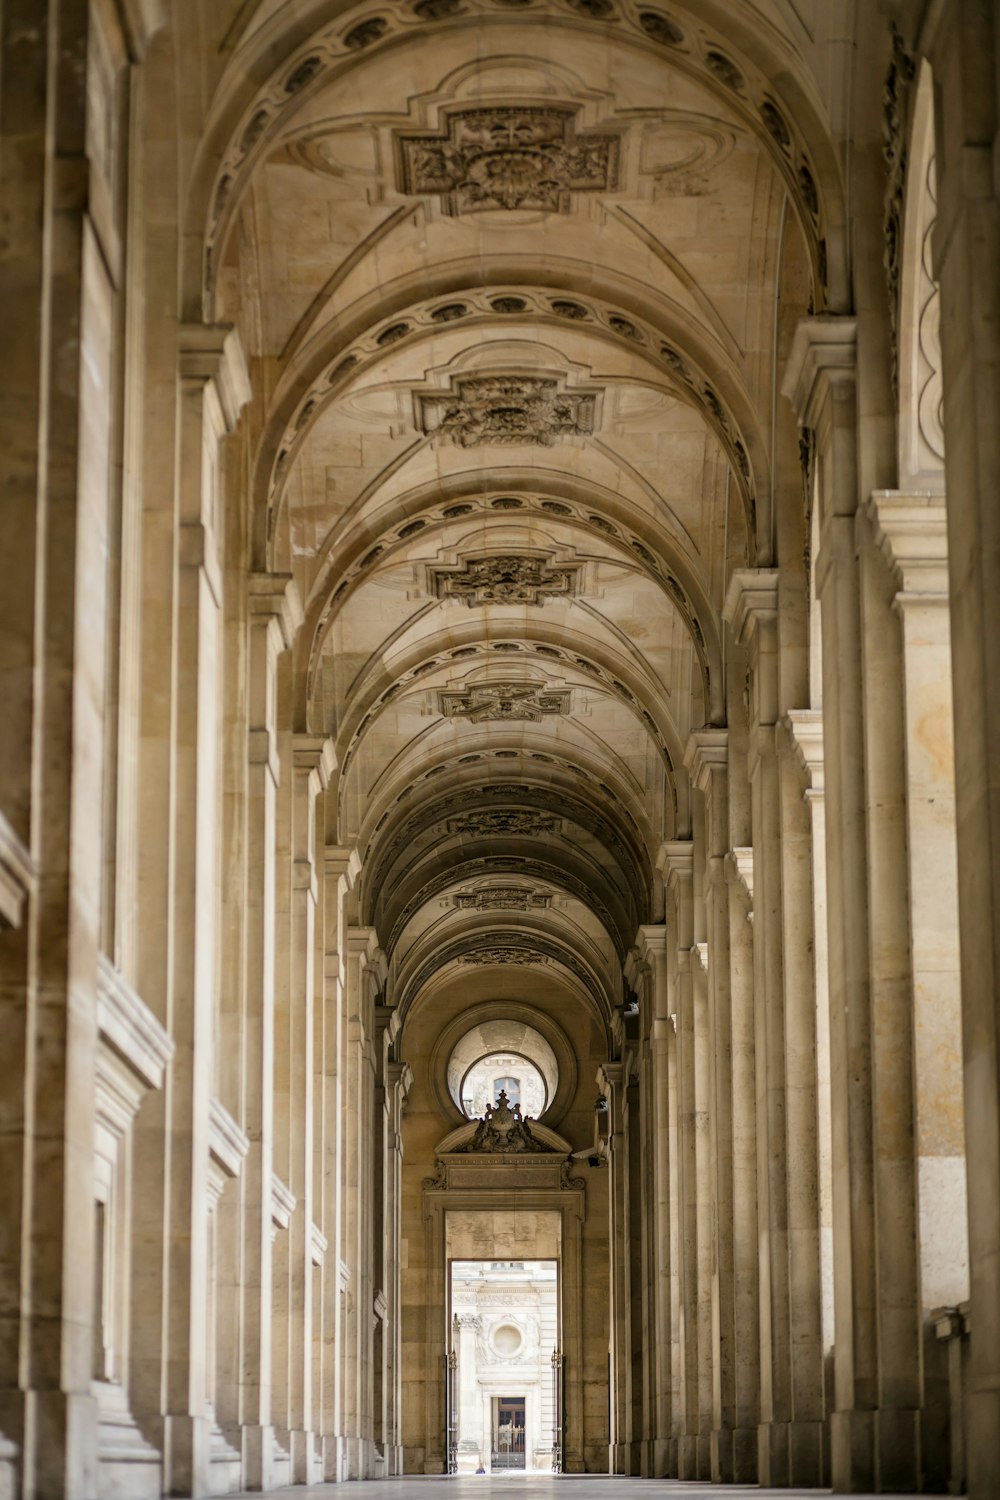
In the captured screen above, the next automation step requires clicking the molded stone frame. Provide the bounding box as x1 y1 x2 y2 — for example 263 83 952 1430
420 1167 585 1474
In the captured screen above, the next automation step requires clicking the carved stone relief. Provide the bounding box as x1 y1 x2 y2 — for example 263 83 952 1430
882 23 916 399
455 1091 552 1152
396 106 619 214
459 948 545 967
417 375 598 448
431 553 581 606
447 810 561 837
453 887 552 911
438 681 572 723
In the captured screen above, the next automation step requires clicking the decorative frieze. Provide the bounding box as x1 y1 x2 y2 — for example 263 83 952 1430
459 947 545 967
396 106 619 214
447 810 561 838
417 375 598 447
438 680 571 723
431 552 581 606
453 886 552 911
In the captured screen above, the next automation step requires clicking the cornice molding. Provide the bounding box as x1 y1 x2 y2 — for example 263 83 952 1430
864 490 949 599
781 315 858 426
722 568 779 644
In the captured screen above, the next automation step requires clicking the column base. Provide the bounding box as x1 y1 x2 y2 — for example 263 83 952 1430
162 1410 212 1498
651 1437 671 1476
874 1407 920 1493
968 1385 1000 1500
712 1424 758 1483
17 1391 100 1500
758 1417 824 1487
319 1432 344 1481
288 1427 320 1484
241 1422 275 1491
830 1408 875 1492
677 1433 697 1478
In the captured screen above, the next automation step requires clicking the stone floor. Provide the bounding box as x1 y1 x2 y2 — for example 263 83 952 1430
233 1479 930 1499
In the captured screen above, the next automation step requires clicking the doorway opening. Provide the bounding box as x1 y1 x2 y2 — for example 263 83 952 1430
448 1259 561 1473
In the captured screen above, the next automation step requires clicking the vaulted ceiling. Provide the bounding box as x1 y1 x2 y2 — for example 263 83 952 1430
202 0 840 1041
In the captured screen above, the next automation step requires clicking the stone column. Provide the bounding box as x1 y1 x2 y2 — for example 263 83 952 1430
240 573 302 1489
383 1057 411 1475
865 491 968 1479
725 568 824 1485
926 11 1000 1493
341 927 384 1478
285 736 335 1480
785 317 883 1490
686 731 738 1482
320 847 359 1480
723 649 760 1483
660 841 707 1478
785 711 834 1367
597 1060 629 1474
456 1317 484 1466
633 927 671 1475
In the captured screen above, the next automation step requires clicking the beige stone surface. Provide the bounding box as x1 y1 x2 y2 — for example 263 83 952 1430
0 3 996 1498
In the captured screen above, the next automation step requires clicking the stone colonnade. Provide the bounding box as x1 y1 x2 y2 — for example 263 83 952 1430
1 0 1000 1497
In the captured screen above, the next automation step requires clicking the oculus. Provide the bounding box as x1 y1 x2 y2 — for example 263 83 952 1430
396 105 619 214
438 681 571 722
431 553 581 606
418 375 598 447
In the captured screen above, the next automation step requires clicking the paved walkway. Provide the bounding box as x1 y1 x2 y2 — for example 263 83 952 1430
232 1477 929 1499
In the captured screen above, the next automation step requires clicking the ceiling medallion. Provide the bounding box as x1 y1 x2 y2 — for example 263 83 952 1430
431 553 580 606
438 681 571 723
453 886 552 911
396 106 619 214
418 375 598 447
447 810 561 837
459 948 546 967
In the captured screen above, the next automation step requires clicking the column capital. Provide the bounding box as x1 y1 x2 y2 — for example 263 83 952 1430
783 709 825 795
633 923 668 959
684 727 729 791
179 322 251 434
722 568 779 645
324 844 362 887
864 490 949 600
248 572 303 650
781 315 858 426
725 846 754 908
293 733 337 789
657 839 694 886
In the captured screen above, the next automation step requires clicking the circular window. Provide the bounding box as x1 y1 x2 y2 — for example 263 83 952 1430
460 1054 546 1118
492 1323 523 1356
447 1021 559 1119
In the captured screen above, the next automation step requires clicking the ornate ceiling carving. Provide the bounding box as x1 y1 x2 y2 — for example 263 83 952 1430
438 681 572 723
453 887 552 911
447 810 561 838
396 106 619 214
417 375 598 447
459 948 546 967
431 553 581 606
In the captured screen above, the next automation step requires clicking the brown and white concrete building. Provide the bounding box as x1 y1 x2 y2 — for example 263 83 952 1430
0 0 998 1495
